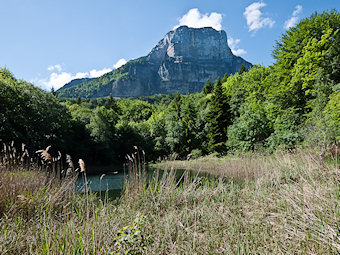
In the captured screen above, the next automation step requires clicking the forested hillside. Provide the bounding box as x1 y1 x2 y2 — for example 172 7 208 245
1 10 339 167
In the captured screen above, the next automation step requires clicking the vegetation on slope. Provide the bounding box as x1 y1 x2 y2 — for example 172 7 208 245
56 58 147 98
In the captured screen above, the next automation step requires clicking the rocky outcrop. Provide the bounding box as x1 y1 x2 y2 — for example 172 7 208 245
57 26 252 98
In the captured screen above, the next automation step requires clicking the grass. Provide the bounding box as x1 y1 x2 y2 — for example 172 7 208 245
0 148 339 254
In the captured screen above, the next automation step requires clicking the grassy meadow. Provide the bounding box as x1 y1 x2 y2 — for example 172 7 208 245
0 146 339 254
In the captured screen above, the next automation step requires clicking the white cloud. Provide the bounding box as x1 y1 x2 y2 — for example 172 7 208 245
89 68 112 78
47 64 62 72
243 2 275 34
284 16 298 30
284 5 303 30
293 5 302 17
74 72 89 79
227 37 247 56
113 58 127 69
40 68 112 90
38 59 130 90
174 8 223 31
40 72 87 90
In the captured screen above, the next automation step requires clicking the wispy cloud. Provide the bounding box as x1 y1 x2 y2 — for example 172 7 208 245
47 64 62 72
38 58 127 90
227 37 247 56
174 8 223 31
284 5 303 30
243 2 275 34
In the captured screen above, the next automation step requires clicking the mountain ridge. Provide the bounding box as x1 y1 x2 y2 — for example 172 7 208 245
57 26 252 98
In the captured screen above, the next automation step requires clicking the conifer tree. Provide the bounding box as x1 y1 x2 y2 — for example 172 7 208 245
202 79 213 95
104 94 120 113
51 86 56 96
239 64 246 74
207 77 231 153
222 73 228 83
168 92 182 119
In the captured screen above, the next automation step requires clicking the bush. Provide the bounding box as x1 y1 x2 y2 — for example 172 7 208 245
190 149 202 159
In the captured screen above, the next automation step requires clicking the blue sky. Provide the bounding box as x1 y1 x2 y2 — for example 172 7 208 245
0 0 338 90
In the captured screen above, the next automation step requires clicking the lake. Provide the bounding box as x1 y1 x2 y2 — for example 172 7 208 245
75 167 212 199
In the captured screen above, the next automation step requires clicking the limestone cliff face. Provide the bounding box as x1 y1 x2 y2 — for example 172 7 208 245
57 26 252 98
148 26 233 64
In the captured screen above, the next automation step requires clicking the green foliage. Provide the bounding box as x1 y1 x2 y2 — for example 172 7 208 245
239 64 246 74
104 94 120 112
323 92 340 141
273 10 340 66
190 149 202 159
0 68 71 151
227 108 272 151
118 99 152 123
56 63 135 98
221 73 228 83
164 111 185 154
86 106 118 144
266 108 302 149
202 79 213 95
207 77 231 153
114 214 150 254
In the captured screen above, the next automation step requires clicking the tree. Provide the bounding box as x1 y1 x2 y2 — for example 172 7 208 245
0 68 72 151
202 79 213 95
323 92 340 141
239 64 246 74
273 10 340 67
227 108 271 151
271 10 340 115
168 92 182 119
86 106 118 144
51 86 56 96
207 77 231 153
77 97 82 105
222 73 228 83
119 99 152 123
104 94 119 112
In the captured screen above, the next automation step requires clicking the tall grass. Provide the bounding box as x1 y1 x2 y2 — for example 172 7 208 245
0 145 338 254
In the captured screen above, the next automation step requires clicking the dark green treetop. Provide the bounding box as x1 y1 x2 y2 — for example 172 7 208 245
202 79 213 95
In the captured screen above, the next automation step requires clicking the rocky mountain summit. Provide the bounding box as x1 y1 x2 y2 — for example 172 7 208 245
57 26 252 98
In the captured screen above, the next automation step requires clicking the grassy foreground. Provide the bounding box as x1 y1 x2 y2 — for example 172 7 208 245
0 151 339 254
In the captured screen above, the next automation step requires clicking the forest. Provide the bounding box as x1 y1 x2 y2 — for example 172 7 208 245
1 10 339 167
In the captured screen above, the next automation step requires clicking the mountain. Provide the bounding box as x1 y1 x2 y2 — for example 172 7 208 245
56 26 252 98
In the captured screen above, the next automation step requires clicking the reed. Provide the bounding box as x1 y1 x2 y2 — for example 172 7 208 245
0 144 338 254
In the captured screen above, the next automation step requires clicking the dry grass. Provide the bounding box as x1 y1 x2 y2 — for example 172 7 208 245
0 149 339 254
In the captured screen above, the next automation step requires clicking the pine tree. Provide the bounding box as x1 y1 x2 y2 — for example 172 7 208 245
222 73 228 83
104 94 120 113
168 92 182 119
76 97 82 105
239 64 246 74
51 86 56 96
202 79 213 95
207 77 231 153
